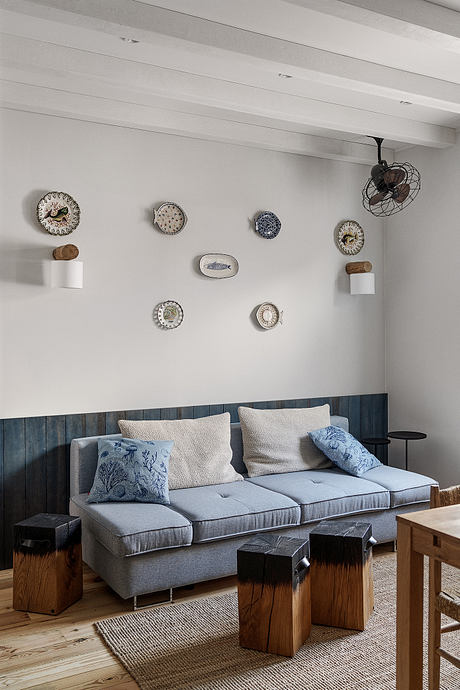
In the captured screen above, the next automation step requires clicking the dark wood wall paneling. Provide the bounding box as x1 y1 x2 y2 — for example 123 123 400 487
0 393 387 570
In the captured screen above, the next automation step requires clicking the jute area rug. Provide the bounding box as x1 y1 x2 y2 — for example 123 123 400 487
96 554 460 690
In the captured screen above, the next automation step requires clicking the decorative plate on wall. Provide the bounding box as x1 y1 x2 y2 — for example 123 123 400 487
254 211 281 239
155 301 184 329
335 220 364 255
153 202 187 234
199 254 239 278
256 303 282 329
37 191 80 235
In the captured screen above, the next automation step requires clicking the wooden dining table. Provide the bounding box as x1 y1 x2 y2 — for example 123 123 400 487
396 504 460 689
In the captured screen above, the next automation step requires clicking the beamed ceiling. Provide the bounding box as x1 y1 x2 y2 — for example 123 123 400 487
0 0 459 164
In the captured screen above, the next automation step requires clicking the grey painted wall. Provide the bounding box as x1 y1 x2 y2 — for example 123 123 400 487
0 109 385 418
385 140 460 487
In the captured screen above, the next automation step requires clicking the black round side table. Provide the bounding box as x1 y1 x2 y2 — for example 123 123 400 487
387 431 427 471
362 437 390 460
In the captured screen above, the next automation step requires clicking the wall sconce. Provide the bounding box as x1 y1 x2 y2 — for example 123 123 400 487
346 261 375 295
50 244 83 289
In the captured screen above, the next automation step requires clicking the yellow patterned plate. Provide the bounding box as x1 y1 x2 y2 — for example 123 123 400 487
155 301 184 329
335 220 364 255
37 191 80 235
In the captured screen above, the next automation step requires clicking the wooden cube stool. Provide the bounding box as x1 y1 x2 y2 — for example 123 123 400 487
237 534 311 657
13 513 82 615
310 520 376 631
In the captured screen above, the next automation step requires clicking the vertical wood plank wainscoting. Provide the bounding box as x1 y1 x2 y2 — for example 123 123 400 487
0 394 387 570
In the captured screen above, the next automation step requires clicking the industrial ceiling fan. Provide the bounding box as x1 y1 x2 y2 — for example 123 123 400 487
362 137 421 217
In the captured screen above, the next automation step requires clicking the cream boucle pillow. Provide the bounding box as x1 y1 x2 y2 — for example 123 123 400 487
119 412 242 490
238 404 331 477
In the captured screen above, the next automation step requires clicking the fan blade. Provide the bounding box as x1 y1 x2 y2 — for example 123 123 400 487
369 191 389 206
394 184 410 203
384 168 405 186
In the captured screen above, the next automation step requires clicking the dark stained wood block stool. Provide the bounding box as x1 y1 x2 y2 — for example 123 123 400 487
13 513 82 615
310 520 376 631
237 534 311 657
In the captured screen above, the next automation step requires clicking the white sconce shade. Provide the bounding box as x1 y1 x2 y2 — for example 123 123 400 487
350 272 375 295
50 260 84 289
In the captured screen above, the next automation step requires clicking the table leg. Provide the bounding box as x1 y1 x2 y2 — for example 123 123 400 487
396 521 424 690
428 558 441 690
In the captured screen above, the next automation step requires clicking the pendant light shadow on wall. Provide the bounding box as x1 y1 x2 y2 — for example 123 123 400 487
362 137 421 217
50 244 83 288
346 261 375 295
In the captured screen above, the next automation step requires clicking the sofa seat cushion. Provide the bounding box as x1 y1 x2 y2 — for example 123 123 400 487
168 481 300 544
248 469 390 523
361 466 437 507
70 493 192 557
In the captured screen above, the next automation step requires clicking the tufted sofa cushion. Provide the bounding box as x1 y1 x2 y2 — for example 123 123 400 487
361 465 437 507
70 493 192 557
247 469 390 523
168 480 300 543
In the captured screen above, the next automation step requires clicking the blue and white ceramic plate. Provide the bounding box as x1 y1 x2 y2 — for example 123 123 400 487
199 254 239 278
254 211 281 239
153 202 187 234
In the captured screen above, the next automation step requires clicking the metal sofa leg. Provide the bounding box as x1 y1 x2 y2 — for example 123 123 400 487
133 588 173 610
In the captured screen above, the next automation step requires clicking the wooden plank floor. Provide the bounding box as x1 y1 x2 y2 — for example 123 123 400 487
0 564 237 689
0 545 392 688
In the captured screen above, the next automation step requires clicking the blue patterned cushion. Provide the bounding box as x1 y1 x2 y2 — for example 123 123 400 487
309 426 381 477
88 438 173 504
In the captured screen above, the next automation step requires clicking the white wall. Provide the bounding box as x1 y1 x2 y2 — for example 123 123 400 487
0 109 385 419
385 140 460 487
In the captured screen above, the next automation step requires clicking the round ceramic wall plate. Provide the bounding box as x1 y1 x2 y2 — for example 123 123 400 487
37 191 80 235
335 220 364 255
256 303 281 329
153 202 187 234
156 301 184 329
199 254 239 278
254 211 281 239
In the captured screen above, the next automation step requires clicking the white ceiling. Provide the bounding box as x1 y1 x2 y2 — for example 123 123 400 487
429 1 460 11
0 0 459 164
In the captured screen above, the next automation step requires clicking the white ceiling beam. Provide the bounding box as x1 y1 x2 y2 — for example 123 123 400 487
286 0 460 52
2 0 460 117
2 7 457 129
0 81 388 165
136 0 460 83
0 35 454 148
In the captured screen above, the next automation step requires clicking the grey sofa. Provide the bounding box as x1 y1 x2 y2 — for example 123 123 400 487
70 415 437 601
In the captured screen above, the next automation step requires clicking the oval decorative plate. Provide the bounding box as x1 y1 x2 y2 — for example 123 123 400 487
155 301 184 329
153 202 187 234
37 191 80 235
254 211 281 239
199 254 239 279
335 220 364 255
256 302 282 329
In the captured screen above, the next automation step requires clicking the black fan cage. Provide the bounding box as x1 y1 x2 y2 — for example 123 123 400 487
362 161 421 217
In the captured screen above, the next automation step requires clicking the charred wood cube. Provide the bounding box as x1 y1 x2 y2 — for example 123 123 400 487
310 520 376 630
237 534 311 657
13 513 82 615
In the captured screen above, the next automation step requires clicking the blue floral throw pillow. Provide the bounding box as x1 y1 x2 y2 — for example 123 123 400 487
309 425 381 477
88 438 173 504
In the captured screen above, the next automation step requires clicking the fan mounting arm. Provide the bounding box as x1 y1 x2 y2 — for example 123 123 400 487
367 136 384 164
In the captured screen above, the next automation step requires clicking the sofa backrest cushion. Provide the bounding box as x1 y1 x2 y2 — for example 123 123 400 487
239 404 332 477
70 415 349 496
119 413 242 490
